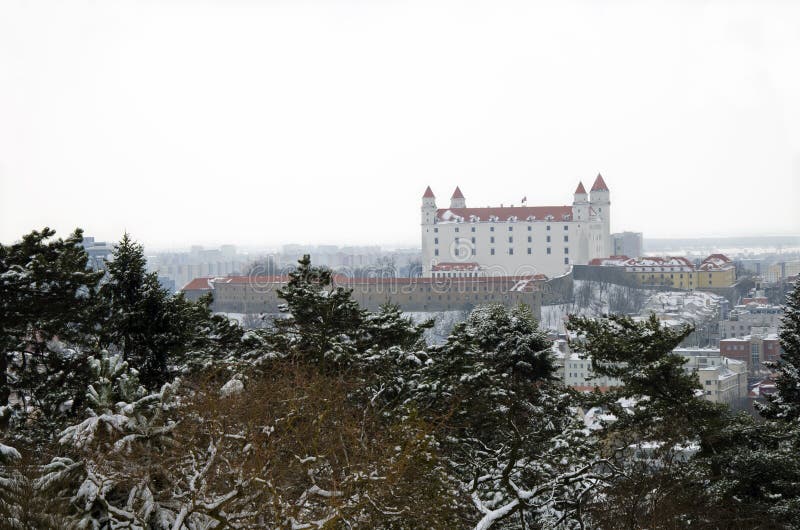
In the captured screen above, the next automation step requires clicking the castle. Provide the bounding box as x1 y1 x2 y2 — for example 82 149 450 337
421 174 611 278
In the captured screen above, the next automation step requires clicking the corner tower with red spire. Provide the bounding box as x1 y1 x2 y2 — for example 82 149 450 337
589 173 611 256
421 186 437 226
450 186 466 209
572 181 589 222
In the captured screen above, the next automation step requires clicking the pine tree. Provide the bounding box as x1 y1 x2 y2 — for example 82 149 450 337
99 233 245 388
566 314 732 527
270 255 367 372
760 279 800 420
411 304 602 527
0 227 103 430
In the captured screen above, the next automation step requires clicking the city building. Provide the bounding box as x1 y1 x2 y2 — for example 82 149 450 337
720 302 783 339
80 236 114 271
720 334 783 376
676 348 749 409
587 253 737 290
696 254 736 288
553 343 747 408
611 231 643 258
420 174 612 278
765 261 800 283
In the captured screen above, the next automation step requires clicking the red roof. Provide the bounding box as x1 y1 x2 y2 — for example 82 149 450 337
432 262 480 271
422 186 435 198
451 186 464 199
182 277 214 291
591 173 609 191
437 205 573 222
575 182 587 194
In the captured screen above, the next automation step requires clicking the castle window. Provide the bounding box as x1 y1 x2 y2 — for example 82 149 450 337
508 236 513 243
564 225 569 231
490 236 495 243
509 248 514 255
471 227 476 232
527 236 532 243
471 249 476 255
564 257 570 265
564 235 568 242
434 238 438 244
547 247 551 255
455 227 459 232
546 236 551 243
435 249 439 256
491 248 495 255
490 227 495 232
434 227 438 233
564 247 569 254
508 226 513 231
527 248 532 255
527 226 532 231
547 225 551 231
471 237 475 243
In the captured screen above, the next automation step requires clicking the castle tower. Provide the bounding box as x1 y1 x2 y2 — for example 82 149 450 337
590 173 611 257
450 186 466 209
572 181 589 222
421 186 437 225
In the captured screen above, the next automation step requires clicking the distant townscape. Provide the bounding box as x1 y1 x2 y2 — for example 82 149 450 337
2 178 799 528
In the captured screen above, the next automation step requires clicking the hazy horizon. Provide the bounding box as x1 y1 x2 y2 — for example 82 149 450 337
2 1 799 249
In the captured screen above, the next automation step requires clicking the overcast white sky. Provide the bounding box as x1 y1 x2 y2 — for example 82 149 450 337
1 1 798 250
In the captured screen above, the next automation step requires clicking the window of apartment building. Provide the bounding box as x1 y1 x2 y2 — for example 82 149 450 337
491 248 495 255
527 248 532 255
547 247 551 255
509 248 514 255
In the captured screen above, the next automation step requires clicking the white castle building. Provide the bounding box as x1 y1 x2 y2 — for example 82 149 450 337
421 174 612 278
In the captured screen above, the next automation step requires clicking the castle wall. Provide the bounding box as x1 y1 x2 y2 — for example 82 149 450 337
200 277 543 320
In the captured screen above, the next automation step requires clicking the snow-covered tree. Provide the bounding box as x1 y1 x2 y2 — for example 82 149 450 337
0 227 102 432
566 314 732 527
760 279 800 421
269 255 367 372
99 233 248 389
410 304 605 528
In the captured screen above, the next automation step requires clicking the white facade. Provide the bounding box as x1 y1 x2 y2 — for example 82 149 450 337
421 175 612 278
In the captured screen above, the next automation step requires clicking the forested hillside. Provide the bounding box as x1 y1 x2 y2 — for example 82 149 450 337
2 228 800 529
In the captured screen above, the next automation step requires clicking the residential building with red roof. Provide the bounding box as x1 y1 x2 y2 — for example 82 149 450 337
421 174 611 278
586 253 737 290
